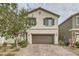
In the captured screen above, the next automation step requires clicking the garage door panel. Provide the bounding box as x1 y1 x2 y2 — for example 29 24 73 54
32 34 54 44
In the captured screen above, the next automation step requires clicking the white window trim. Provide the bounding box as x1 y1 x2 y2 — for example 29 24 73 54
43 18 54 26
76 16 79 26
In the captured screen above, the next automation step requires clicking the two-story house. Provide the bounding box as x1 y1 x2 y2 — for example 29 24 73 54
27 7 60 44
59 12 79 45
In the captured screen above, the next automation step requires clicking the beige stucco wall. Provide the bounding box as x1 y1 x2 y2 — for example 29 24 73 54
27 29 58 44
28 9 58 29
27 9 59 44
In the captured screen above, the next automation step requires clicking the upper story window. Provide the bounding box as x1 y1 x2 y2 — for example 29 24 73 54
28 17 36 26
76 16 79 25
43 18 54 26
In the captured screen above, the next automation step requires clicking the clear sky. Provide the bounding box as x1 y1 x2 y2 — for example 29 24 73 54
18 3 79 24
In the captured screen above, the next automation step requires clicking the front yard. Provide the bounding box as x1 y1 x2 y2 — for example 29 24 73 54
0 47 18 56
0 40 27 56
0 44 79 56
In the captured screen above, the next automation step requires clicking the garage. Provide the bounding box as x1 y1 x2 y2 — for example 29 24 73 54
32 34 54 44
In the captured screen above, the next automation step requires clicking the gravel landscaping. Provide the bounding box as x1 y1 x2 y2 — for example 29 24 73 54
16 44 77 56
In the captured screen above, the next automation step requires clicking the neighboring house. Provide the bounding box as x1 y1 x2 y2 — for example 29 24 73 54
27 7 60 44
59 13 79 45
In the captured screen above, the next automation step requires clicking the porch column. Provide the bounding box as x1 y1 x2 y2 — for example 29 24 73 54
27 33 32 44
54 33 58 44
71 31 76 47
72 31 76 41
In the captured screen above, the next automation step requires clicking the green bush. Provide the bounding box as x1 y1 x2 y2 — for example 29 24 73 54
18 40 26 45
59 40 64 46
75 41 79 48
21 44 27 48
18 40 27 48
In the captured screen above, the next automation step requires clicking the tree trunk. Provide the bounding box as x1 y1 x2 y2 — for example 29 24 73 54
15 37 19 49
23 32 27 44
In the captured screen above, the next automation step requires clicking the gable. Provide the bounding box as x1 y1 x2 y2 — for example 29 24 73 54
28 7 60 18
59 12 79 26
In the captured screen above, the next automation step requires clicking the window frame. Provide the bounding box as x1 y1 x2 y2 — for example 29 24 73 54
43 17 54 26
76 16 79 26
28 17 36 26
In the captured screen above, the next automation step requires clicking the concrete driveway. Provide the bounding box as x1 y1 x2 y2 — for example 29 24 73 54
16 44 76 56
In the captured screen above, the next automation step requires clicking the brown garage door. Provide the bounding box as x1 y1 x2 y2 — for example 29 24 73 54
32 34 54 44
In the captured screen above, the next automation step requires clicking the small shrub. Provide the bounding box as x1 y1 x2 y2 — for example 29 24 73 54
18 40 27 48
75 41 79 48
18 40 26 45
59 40 64 46
21 44 27 48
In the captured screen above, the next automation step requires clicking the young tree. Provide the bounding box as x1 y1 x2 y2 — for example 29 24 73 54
9 8 29 48
0 3 30 49
0 3 17 37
